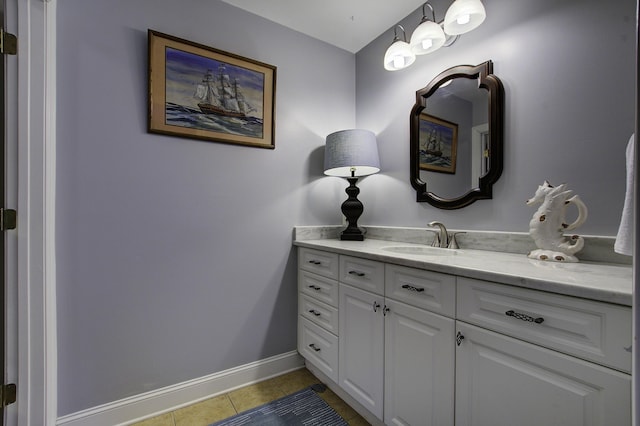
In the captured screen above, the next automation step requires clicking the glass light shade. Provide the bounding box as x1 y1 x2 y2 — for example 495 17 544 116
324 129 380 177
383 40 416 71
443 0 486 35
410 20 446 55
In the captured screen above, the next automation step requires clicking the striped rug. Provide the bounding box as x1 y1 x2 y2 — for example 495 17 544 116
209 386 348 426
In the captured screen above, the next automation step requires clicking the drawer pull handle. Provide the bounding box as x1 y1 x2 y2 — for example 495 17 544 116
308 285 321 291
308 309 321 317
308 260 322 265
348 270 365 277
505 310 544 324
401 284 425 293
308 343 321 352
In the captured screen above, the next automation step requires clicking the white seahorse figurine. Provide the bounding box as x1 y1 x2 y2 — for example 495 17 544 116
526 181 588 262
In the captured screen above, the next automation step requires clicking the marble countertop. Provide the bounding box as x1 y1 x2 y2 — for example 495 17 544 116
293 238 633 306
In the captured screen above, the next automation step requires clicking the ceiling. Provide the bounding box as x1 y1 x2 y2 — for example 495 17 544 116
219 0 426 53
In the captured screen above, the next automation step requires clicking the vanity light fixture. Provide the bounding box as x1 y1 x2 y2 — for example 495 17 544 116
443 0 487 35
409 2 446 55
383 25 416 71
384 0 486 70
324 129 380 241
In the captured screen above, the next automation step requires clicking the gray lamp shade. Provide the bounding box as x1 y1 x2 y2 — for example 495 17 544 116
324 129 380 177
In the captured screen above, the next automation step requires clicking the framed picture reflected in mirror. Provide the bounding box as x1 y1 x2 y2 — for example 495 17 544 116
418 113 458 174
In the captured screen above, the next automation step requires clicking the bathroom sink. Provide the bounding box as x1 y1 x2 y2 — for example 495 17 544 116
380 246 458 256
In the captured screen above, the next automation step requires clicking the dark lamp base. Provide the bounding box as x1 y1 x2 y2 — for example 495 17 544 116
340 229 364 241
340 177 365 241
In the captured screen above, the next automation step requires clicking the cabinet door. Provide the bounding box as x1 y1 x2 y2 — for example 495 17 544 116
384 299 455 426
455 322 631 426
339 283 385 420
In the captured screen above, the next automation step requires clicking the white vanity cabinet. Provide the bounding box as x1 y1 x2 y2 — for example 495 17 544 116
297 247 340 382
338 255 456 424
384 297 455 426
383 264 456 426
339 282 385 419
455 277 632 426
296 246 632 426
338 255 386 418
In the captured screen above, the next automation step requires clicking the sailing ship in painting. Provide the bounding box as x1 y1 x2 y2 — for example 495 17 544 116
194 66 256 118
419 115 457 173
162 47 265 139
423 128 443 157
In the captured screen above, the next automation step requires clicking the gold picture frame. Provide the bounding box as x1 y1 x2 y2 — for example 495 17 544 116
148 30 276 149
418 113 458 174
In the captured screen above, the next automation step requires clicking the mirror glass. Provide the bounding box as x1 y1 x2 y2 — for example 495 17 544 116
410 61 504 209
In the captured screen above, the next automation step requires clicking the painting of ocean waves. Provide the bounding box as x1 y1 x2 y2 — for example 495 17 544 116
420 151 452 168
165 102 264 139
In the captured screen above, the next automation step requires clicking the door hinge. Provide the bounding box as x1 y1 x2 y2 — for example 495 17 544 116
0 28 17 55
1 209 16 231
0 384 16 407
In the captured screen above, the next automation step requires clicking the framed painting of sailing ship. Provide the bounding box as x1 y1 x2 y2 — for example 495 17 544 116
148 30 276 149
418 113 458 174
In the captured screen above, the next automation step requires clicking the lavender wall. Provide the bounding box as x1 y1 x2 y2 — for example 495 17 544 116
56 0 355 415
355 0 636 234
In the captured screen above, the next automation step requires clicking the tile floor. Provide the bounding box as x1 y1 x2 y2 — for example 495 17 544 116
130 368 370 426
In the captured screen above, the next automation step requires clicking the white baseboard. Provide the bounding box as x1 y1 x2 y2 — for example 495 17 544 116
56 351 304 426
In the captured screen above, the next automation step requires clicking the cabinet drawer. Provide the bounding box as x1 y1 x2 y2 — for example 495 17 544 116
298 316 338 382
339 255 385 295
385 264 456 317
299 293 339 334
299 270 339 307
298 247 339 279
457 277 632 373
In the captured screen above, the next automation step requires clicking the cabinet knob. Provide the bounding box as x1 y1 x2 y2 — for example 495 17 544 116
373 301 381 312
456 331 465 346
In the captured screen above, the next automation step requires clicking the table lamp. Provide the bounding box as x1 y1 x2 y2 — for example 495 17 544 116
324 129 380 241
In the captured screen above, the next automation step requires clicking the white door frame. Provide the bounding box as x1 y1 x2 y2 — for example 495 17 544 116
6 0 57 424
633 3 639 425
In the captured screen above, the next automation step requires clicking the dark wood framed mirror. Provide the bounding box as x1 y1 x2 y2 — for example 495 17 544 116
410 60 504 209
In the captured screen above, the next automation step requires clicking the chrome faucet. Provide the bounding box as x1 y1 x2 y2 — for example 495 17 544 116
428 221 449 248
